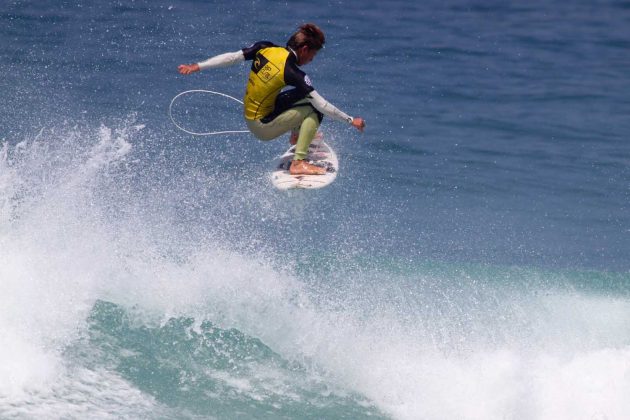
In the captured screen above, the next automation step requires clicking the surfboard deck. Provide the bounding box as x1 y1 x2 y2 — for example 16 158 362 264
271 140 338 190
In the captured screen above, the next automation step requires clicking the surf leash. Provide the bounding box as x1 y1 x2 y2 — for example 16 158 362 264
168 89 249 136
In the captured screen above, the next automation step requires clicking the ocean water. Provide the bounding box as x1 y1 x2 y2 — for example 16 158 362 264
1 1 629 419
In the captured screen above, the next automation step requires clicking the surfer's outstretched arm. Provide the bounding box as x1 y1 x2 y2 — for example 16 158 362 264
308 90 365 132
178 50 245 75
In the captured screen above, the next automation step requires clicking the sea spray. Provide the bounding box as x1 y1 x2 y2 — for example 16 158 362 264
0 121 134 397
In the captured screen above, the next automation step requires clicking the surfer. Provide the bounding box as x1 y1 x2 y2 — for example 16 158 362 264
178 23 365 175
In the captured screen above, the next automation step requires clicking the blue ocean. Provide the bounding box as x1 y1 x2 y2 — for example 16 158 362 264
1 1 629 419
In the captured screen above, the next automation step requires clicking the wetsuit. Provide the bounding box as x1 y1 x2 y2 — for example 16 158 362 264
197 41 354 160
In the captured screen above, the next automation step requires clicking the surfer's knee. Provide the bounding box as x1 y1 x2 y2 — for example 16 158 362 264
313 108 323 123
254 131 277 141
246 119 277 141
305 106 323 124
305 109 323 126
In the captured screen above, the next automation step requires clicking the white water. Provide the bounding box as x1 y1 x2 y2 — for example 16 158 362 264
1 122 629 420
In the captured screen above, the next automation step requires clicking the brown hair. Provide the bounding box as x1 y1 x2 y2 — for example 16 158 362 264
287 23 325 51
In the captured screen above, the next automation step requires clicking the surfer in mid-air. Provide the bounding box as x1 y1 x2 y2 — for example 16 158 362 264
178 23 365 175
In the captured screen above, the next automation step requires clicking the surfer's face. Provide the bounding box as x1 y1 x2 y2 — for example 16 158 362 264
297 46 318 66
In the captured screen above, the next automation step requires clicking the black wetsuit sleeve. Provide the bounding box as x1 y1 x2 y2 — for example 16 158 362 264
284 55 315 96
241 41 275 60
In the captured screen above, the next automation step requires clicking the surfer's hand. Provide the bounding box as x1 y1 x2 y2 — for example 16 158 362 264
178 64 200 75
352 117 366 132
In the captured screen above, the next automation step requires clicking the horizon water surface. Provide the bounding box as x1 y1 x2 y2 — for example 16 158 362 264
1 1 629 419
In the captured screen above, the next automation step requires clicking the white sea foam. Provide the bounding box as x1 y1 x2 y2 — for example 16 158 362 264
0 367 162 419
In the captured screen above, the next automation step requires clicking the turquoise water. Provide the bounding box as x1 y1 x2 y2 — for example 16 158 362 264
1 1 630 419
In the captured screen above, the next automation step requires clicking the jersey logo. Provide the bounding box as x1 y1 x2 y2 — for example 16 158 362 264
304 75 312 87
252 53 280 83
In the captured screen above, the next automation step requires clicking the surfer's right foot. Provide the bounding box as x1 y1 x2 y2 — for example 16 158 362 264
290 159 326 175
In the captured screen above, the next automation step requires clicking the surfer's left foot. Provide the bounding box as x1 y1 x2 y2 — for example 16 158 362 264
290 159 326 175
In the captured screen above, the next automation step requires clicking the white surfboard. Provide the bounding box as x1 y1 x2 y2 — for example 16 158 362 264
271 139 338 190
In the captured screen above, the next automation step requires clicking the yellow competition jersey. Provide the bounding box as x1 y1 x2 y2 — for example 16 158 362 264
241 41 315 120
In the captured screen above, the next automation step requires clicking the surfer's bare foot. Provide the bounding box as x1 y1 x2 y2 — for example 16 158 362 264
290 131 323 145
290 159 326 175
